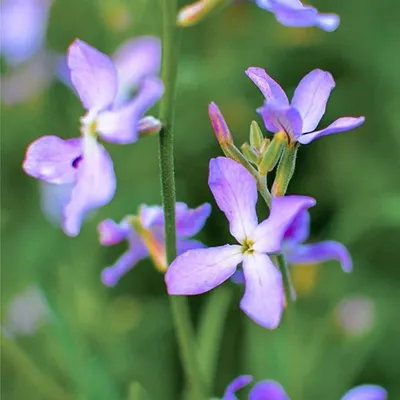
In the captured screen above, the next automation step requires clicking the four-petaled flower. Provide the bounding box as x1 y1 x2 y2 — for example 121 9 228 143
165 157 315 329
246 67 365 145
223 375 387 400
22 39 163 236
254 0 340 32
99 202 211 286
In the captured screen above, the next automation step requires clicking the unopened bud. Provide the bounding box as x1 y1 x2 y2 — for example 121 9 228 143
241 142 259 165
208 102 233 146
258 130 286 176
249 121 264 150
138 116 162 136
177 0 226 27
272 142 299 196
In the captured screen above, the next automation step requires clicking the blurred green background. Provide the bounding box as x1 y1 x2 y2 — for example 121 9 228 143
1 0 400 399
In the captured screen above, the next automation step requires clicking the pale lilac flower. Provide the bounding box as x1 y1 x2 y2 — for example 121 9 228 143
165 157 315 329
22 39 163 236
254 0 340 32
1 286 49 338
100 202 211 287
0 0 52 66
223 376 387 400
246 67 365 145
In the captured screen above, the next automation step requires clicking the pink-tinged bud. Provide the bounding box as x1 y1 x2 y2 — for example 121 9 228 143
177 0 225 27
138 116 162 136
208 102 233 146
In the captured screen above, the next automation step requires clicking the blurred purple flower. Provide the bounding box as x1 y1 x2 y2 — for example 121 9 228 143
99 202 211 286
165 157 315 329
22 39 164 236
254 0 340 32
246 67 365 145
0 0 52 66
223 376 387 400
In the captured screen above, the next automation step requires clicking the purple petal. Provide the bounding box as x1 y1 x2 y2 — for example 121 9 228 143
283 210 310 245
97 77 164 144
22 136 82 184
291 69 335 133
165 245 243 295
0 0 51 66
175 202 212 238
209 157 258 243
177 239 205 255
62 136 116 237
240 253 284 329
98 218 131 246
67 39 117 111
101 231 148 287
341 385 387 400
252 196 316 254
246 67 289 105
137 116 162 136
139 204 164 229
257 0 340 32
208 102 233 145
113 36 161 105
223 375 253 400
249 380 290 400
231 269 245 285
285 241 352 272
297 117 365 145
257 102 302 137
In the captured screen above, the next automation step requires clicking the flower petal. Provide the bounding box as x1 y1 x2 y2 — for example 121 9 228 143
67 39 117 111
113 36 161 105
175 202 212 238
165 245 243 295
341 385 387 400
246 67 289 105
283 210 310 245
249 380 290 400
97 77 164 144
240 252 284 329
252 196 316 254
0 0 51 66
22 136 82 184
101 232 148 287
291 69 335 133
223 375 253 400
62 136 116 237
177 239 205 255
257 102 302 136
297 117 365 145
209 157 258 243
285 241 352 272
98 218 131 246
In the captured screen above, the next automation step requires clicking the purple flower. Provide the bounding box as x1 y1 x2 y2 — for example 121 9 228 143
283 210 352 272
254 0 339 32
22 39 163 236
165 157 315 329
100 202 211 287
223 376 387 400
246 67 365 145
0 0 52 67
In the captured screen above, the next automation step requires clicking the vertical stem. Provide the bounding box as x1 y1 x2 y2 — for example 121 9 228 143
158 0 206 398
276 254 296 303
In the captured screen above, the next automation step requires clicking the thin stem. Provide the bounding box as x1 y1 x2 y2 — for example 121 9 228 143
1 334 69 400
158 0 206 398
276 254 296 303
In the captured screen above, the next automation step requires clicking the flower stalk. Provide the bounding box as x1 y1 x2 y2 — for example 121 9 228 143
158 0 206 398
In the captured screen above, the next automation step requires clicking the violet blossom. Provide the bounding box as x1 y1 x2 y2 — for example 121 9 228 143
223 375 387 400
246 67 365 145
165 157 315 329
22 39 163 236
99 202 211 287
254 0 340 32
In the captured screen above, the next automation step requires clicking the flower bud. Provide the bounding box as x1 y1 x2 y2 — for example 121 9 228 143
249 120 264 150
208 102 233 146
177 0 227 27
258 130 286 176
272 142 299 196
138 116 162 136
241 142 259 165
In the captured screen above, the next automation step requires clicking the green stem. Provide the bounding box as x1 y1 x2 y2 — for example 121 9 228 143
276 254 296 303
158 1 206 398
1 334 69 400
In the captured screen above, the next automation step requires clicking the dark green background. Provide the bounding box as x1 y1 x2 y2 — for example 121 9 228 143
2 0 400 399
